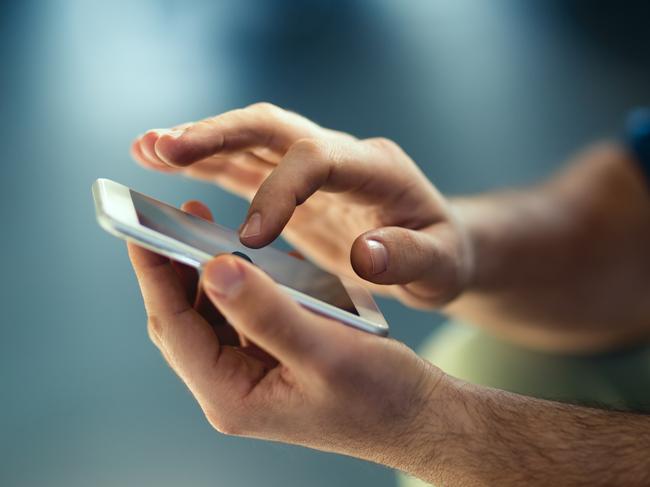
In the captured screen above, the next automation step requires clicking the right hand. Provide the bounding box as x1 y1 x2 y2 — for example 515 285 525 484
127 201 445 477
131 103 474 309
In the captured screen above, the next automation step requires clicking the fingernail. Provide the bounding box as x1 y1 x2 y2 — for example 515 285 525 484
204 258 244 299
240 212 262 239
366 239 388 274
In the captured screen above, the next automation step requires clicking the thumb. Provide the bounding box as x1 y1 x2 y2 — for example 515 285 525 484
201 254 333 367
350 225 469 306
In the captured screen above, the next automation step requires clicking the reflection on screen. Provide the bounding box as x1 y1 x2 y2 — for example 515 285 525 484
131 190 358 315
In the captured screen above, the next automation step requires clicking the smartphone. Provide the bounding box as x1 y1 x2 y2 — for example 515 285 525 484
92 178 389 336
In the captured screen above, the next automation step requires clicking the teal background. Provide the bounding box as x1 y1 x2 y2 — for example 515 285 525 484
1 1 649 486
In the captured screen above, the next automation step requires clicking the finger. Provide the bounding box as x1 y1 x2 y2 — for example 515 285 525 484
140 129 181 168
181 199 214 221
152 103 322 167
287 250 305 260
127 243 221 386
131 138 177 173
350 225 467 305
128 243 195 319
192 290 242 347
128 243 266 405
183 155 271 201
201 254 337 369
176 201 241 346
239 138 373 248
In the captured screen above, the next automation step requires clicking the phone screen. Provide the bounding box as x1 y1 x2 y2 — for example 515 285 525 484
130 190 359 315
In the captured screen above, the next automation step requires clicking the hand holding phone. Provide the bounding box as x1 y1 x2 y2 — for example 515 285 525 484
126 228 444 477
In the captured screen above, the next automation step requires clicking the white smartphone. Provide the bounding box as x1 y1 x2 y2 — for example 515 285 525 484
92 178 389 336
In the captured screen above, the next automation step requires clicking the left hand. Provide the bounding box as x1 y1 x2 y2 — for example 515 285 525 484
130 103 474 309
127 200 444 467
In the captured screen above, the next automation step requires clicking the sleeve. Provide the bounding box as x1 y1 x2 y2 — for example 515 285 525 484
625 107 650 187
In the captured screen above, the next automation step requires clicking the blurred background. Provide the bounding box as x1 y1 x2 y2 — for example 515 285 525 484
1 0 649 486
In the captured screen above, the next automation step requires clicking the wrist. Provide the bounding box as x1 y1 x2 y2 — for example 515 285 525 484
391 370 476 484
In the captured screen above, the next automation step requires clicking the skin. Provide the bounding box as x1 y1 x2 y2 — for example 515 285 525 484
448 143 650 352
128 103 650 485
131 103 472 309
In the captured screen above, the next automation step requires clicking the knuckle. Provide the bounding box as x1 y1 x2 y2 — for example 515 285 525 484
203 109 244 128
366 136 401 154
291 138 329 160
146 316 162 345
196 116 220 129
204 409 245 436
247 102 282 116
396 228 420 253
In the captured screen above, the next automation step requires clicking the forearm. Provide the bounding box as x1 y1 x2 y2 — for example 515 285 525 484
404 377 650 486
445 142 650 351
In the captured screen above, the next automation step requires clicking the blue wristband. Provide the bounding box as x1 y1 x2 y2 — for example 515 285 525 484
625 107 650 186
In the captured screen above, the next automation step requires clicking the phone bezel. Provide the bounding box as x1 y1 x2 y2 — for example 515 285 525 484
92 178 389 336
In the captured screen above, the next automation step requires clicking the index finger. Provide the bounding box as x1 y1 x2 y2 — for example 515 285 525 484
151 103 323 167
127 243 219 377
128 243 269 413
239 138 380 248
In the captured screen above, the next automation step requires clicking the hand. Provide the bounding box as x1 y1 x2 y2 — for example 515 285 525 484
127 201 650 487
127 200 443 468
130 103 473 308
